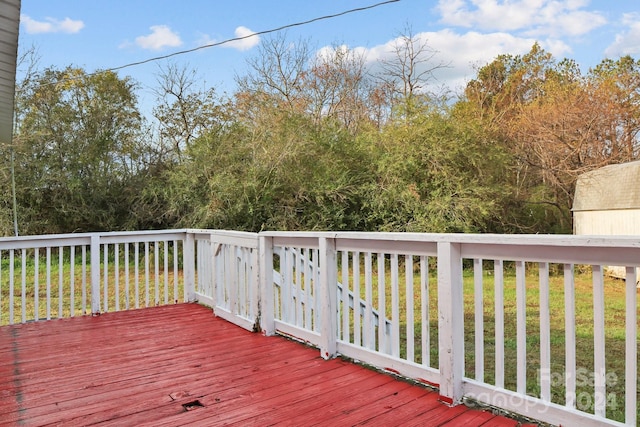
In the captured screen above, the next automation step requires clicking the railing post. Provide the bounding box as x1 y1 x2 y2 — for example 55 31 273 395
319 236 337 360
184 232 196 302
90 234 101 315
437 241 464 405
259 235 274 335
249 243 260 329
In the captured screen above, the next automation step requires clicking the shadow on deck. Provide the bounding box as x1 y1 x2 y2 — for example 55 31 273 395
1 303 533 426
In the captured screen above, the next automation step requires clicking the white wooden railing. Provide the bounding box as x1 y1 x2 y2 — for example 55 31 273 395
194 230 259 331
0 228 260 329
0 230 198 324
258 232 639 427
1 229 638 426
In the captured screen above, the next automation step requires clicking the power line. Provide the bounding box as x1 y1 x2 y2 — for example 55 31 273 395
102 0 401 74
16 0 400 92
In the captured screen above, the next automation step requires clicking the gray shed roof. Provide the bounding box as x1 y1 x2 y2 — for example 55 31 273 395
573 160 640 212
0 0 20 144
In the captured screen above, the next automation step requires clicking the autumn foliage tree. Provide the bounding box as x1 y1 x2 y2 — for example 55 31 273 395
462 44 640 232
10 35 640 236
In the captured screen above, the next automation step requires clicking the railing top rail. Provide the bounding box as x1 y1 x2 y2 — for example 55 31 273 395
100 231 188 244
4 229 638 248
0 229 190 242
0 229 191 250
0 235 92 250
260 231 640 248
187 229 257 238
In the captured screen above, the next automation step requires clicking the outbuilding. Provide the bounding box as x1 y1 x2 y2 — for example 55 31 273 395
573 160 640 282
573 160 640 236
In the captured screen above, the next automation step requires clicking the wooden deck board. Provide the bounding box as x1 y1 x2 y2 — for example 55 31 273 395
0 303 530 426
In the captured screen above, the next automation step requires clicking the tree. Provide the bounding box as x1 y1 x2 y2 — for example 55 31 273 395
460 45 640 232
152 63 229 161
306 44 372 133
0 45 42 236
12 66 147 234
588 56 640 160
154 102 372 232
377 26 450 120
236 33 312 114
361 104 509 233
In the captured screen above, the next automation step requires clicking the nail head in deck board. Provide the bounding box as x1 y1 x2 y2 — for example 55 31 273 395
1 303 528 426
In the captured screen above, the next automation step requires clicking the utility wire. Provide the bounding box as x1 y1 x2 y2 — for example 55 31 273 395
15 0 400 91
99 0 400 75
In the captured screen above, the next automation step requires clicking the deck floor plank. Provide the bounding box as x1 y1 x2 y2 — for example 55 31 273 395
200 368 400 426
119 363 376 427
0 303 531 426
279 379 425 426
5 337 300 408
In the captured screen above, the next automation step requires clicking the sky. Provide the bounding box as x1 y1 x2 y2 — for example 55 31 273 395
16 0 640 114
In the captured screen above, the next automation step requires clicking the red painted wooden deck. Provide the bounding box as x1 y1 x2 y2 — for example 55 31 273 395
0 304 531 426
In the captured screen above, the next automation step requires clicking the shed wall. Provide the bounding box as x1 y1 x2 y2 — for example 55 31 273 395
574 209 640 236
574 209 640 283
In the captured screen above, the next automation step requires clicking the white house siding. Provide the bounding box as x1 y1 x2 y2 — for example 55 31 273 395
0 0 21 145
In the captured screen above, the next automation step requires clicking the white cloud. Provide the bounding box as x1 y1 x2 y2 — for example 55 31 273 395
21 14 84 34
436 0 606 38
356 30 571 93
135 25 182 51
226 26 260 51
199 26 260 51
605 12 640 57
316 44 352 62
